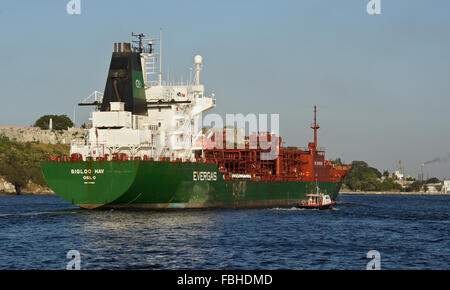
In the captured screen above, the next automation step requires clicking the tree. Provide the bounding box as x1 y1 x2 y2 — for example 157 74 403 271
331 158 343 165
426 177 441 184
34 115 73 130
406 181 424 192
382 170 389 178
378 177 402 192
351 160 369 170
344 160 383 191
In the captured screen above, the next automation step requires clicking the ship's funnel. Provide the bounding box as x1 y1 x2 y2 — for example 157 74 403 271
100 43 147 116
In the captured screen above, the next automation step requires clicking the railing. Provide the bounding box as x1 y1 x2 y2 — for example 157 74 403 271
80 91 103 104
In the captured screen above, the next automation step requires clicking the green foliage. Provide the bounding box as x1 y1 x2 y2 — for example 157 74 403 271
34 115 73 130
344 160 401 192
345 161 378 191
378 177 403 192
404 181 424 192
0 135 69 193
426 177 440 184
330 158 343 165
403 177 442 192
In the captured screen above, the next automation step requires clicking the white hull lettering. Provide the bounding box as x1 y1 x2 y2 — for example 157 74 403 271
193 171 217 181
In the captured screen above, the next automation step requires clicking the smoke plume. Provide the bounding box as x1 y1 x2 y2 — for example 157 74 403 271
423 153 450 165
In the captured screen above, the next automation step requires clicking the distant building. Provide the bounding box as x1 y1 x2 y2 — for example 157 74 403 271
393 171 412 181
393 170 404 180
425 183 442 193
443 180 450 194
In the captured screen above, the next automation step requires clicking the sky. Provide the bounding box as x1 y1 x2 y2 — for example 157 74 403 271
0 0 449 178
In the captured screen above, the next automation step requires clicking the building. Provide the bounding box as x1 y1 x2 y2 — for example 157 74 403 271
443 180 450 194
424 183 442 193
393 170 404 180
393 171 412 180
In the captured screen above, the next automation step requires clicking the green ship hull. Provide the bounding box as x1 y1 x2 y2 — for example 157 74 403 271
41 161 343 209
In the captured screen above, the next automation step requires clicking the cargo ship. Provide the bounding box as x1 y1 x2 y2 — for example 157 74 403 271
41 33 351 209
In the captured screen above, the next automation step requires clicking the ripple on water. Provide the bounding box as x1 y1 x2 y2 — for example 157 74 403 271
0 194 448 269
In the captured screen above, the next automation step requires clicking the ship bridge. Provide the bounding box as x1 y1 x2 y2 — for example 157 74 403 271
72 32 216 162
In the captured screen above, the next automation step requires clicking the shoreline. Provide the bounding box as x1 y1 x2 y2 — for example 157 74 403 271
1 191 447 197
340 191 448 195
0 191 55 196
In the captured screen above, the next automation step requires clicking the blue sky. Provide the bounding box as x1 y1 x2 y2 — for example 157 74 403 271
1 0 450 178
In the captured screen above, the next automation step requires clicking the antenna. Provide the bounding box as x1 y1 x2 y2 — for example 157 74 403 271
310 105 320 150
159 28 162 86
131 32 146 53
135 31 162 86
420 163 425 181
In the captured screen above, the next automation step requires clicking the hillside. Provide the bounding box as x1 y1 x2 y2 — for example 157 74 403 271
0 135 69 194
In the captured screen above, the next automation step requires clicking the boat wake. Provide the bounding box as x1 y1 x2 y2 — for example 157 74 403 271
270 206 339 211
270 207 307 211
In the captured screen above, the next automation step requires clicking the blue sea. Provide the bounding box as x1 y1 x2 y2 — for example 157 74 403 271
0 194 448 270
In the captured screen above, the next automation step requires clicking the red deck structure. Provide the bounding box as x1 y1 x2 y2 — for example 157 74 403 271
203 106 350 182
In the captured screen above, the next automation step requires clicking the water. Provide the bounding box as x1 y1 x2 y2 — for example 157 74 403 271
0 194 448 270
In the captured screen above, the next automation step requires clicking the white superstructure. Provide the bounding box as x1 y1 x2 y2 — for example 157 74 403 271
71 33 215 161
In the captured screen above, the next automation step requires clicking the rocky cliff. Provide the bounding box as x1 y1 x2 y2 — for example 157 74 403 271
0 177 54 195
